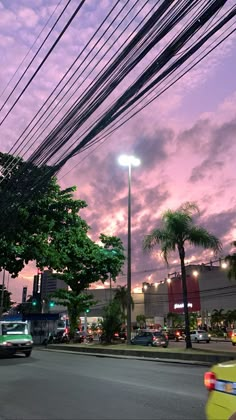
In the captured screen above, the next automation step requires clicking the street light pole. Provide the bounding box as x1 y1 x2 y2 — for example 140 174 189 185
127 161 132 344
118 155 140 344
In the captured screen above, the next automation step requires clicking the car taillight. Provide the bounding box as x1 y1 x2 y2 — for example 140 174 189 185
204 372 216 391
176 332 180 336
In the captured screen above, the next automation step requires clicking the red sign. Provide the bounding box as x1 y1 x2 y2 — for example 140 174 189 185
168 275 201 313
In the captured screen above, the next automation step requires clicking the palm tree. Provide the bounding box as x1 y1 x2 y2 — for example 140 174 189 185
114 285 134 322
52 289 95 339
225 309 236 328
211 308 225 330
143 202 222 349
225 241 236 280
136 314 146 328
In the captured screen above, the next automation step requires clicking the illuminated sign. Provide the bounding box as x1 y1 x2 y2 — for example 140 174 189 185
174 302 193 309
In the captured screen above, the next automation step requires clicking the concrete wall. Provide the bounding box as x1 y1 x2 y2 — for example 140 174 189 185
143 283 169 318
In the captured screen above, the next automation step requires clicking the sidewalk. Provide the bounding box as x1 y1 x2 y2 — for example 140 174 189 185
41 342 236 366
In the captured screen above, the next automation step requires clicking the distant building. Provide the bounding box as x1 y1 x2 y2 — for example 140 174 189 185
40 270 67 299
83 288 144 325
32 270 67 300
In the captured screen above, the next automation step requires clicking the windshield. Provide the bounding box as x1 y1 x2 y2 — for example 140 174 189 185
2 323 28 335
198 330 207 333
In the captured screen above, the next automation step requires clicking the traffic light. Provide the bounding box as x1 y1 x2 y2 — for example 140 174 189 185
85 308 90 313
49 301 55 307
32 299 37 306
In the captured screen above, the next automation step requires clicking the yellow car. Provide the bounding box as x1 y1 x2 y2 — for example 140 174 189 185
204 360 236 420
231 330 236 346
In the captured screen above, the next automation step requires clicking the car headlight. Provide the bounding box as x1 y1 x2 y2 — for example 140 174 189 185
208 334 211 337
2 342 12 346
26 340 33 345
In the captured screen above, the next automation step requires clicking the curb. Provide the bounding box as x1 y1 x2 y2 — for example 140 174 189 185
42 347 211 366
40 344 236 366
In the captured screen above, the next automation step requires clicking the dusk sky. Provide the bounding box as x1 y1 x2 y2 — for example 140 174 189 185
0 0 236 302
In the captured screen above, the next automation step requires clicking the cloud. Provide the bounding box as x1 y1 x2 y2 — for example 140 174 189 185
189 159 224 183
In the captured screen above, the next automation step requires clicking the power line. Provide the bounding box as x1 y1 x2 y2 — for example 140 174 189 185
0 0 64 101
0 0 86 126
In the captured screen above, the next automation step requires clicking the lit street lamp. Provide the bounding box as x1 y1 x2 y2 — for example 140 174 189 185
118 154 140 344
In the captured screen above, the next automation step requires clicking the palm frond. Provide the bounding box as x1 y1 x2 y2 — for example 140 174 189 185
187 226 222 253
143 229 165 252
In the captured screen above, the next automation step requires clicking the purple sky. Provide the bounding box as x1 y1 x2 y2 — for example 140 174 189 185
0 0 236 302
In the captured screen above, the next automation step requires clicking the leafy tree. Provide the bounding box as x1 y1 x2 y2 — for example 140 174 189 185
0 152 88 277
225 241 236 281
51 289 96 338
100 300 123 343
114 285 134 322
46 232 125 336
143 202 222 349
136 314 146 328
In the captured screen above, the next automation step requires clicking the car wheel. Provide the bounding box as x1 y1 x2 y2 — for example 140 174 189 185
232 342 236 346
147 342 152 347
206 340 210 343
24 351 31 358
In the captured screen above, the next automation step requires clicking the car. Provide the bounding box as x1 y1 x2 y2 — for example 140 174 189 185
231 329 236 346
131 330 168 347
204 360 236 420
190 329 210 343
0 321 33 357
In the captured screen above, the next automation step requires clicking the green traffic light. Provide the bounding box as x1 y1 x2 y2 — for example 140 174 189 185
32 300 37 306
85 308 90 313
49 301 55 307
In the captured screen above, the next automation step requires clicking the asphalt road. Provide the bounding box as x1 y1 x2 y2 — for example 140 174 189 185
0 349 207 420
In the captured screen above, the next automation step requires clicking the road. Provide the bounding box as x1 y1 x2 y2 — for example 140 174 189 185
0 349 207 420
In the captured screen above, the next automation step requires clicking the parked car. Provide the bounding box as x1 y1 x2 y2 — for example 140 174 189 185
190 329 210 343
231 329 236 346
131 330 168 347
204 360 236 420
99 331 126 343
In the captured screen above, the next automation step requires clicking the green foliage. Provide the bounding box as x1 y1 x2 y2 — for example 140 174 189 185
136 314 146 328
143 202 221 349
225 241 236 281
166 312 183 328
210 308 225 328
51 289 96 338
101 300 123 343
47 232 125 295
114 285 134 322
0 152 88 276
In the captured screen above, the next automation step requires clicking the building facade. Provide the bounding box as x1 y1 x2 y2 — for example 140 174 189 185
142 264 236 324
